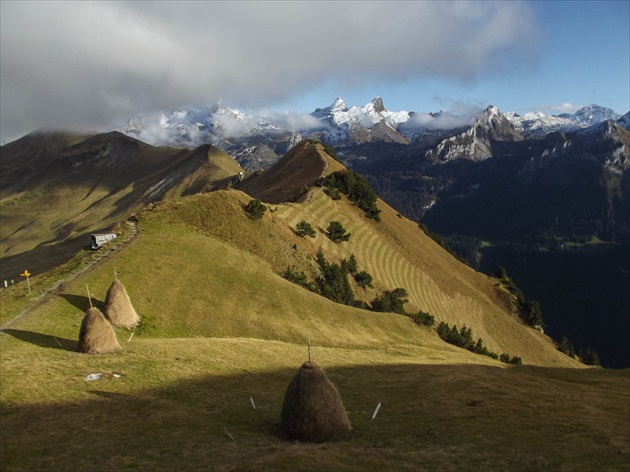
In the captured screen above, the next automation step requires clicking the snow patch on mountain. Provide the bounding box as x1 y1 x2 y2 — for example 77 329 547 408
117 99 626 169
561 104 620 126
505 111 579 137
313 96 408 128
507 105 622 137
427 106 523 162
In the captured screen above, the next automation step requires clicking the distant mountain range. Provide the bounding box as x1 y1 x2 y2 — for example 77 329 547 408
119 97 628 169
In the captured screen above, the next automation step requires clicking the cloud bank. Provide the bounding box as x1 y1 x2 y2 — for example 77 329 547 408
0 1 539 142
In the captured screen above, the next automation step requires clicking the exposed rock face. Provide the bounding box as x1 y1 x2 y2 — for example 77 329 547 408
426 106 523 162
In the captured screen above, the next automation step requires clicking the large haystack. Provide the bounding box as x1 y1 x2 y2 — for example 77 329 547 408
104 279 139 328
279 361 352 442
77 308 121 354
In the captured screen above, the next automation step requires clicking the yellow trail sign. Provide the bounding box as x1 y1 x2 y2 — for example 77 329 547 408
20 269 32 294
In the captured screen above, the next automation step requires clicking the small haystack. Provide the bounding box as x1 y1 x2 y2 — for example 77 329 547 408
104 279 139 328
77 308 121 354
279 361 352 442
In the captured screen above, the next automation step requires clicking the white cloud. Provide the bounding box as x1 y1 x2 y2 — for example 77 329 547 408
259 111 322 132
402 112 476 130
0 1 540 142
537 102 583 115
399 98 483 129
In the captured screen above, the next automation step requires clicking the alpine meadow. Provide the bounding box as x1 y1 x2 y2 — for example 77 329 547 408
1 136 628 471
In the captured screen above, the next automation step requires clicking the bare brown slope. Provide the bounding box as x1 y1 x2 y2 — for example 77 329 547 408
236 139 344 203
0 132 242 279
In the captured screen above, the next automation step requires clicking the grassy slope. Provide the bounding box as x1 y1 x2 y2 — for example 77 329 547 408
8 190 439 350
274 189 577 367
1 153 628 470
0 134 242 279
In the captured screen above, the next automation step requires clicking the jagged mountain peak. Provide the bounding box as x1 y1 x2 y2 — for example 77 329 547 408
476 105 505 127
315 97 348 115
372 96 385 113
427 105 522 162
482 105 501 115
331 96 348 111
564 104 620 126
472 105 522 140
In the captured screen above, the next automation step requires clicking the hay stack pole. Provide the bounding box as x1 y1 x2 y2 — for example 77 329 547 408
86 284 93 308
279 342 352 443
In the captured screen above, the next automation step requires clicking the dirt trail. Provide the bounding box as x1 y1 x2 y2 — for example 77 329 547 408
0 220 139 330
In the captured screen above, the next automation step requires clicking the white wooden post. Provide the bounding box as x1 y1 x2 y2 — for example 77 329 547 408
371 402 382 420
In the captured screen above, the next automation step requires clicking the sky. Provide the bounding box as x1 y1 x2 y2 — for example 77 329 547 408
1 0 628 143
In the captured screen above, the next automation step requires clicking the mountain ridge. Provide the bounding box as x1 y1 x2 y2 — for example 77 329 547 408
113 98 625 169
0 131 243 278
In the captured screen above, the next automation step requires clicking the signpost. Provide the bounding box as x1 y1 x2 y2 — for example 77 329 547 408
20 270 31 294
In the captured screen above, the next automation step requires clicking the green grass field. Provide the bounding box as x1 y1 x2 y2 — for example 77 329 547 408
1 186 628 471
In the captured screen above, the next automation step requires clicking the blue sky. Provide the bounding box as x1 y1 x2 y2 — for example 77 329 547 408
1 1 628 142
280 1 630 116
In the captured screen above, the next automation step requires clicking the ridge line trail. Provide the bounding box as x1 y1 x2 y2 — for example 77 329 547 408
0 220 139 330
303 149 330 204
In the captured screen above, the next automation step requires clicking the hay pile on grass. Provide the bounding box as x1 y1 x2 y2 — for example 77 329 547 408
104 279 139 328
77 308 121 354
280 361 352 442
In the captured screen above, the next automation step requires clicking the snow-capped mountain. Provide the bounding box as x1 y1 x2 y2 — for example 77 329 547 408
560 104 620 126
120 103 284 148
504 111 578 137
309 97 411 144
119 96 478 152
505 105 621 137
313 96 411 130
117 99 627 169
426 106 523 162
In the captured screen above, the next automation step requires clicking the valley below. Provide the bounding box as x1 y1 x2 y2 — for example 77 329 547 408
479 243 630 369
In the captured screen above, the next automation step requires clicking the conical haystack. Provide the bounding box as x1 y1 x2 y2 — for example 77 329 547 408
104 279 139 328
77 308 121 354
280 361 352 442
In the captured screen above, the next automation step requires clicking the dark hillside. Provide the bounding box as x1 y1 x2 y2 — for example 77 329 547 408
480 242 630 368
